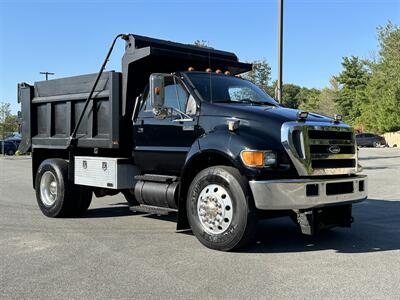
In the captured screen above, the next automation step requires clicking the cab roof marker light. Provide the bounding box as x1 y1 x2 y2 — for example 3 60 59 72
297 111 308 121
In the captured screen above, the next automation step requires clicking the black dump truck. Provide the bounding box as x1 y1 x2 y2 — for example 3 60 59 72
18 34 367 251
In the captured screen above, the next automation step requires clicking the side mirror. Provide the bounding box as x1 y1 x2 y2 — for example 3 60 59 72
150 73 166 108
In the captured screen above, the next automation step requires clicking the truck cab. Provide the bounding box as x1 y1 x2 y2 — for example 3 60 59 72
18 34 367 251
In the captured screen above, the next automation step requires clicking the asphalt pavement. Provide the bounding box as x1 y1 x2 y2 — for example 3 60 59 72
1 148 399 299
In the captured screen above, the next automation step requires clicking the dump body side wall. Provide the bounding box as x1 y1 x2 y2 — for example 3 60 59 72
18 71 125 152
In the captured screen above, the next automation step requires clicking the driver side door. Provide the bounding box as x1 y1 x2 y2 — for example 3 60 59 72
133 76 200 175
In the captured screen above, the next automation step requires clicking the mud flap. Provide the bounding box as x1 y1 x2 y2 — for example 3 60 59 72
294 204 354 235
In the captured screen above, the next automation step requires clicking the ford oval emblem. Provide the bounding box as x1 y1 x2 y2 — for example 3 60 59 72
328 145 341 154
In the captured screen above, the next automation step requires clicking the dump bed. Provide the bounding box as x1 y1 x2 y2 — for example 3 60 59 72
18 33 252 154
18 71 125 152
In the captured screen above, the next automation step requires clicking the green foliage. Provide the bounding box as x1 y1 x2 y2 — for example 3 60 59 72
281 84 301 108
193 40 209 48
267 80 303 108
334 56 370 124
371 22 400 132
297 87 321 111
353 21 400 132
243 59 271 93
0 102 19 138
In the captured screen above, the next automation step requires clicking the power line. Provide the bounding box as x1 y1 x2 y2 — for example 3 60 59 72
40 71 55 80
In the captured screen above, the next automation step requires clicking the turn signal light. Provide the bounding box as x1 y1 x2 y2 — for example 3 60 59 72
241 151 265 167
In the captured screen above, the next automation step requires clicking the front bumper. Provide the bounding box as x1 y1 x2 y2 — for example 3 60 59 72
249 175 367 210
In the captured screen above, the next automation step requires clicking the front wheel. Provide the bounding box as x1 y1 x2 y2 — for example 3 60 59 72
186 166 257 251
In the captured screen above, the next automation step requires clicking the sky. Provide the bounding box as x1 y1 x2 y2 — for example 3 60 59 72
0 0 399 113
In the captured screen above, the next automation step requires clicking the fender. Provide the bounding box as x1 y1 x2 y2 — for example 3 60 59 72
176 128 277 230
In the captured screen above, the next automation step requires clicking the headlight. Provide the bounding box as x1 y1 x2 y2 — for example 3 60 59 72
241 150 277 167
264 151 277 166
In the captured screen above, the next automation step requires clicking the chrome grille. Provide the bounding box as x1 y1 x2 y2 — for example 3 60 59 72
281 121 357 176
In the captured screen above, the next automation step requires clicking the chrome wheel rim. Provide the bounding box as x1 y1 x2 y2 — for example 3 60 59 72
40 171 58 206
197 184 233 235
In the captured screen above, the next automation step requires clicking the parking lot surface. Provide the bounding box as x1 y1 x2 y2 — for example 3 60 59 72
1 148 399 299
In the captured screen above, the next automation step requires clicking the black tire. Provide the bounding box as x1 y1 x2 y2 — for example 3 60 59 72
35 159 92 217
186 166 257 251
373 141 381 147
7 149 15 156
122 189 139 206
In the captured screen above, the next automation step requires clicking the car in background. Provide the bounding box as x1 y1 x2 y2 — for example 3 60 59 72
4 132 21 140
356 133 386 147
0 139 20 155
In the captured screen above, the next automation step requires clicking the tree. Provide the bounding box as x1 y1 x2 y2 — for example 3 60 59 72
357 21 400 132
370 22 400 132
296 87 321 111
334 56 370 124
0 102 18 138
316 89 338 118
243 59 271 93
193 40 210 48
268 80 302 108
281 83 302 108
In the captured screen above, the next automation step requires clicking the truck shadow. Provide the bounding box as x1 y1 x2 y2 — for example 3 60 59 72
83 205 134 218
84 203 178 221
82 199 400 255
241 198 400 254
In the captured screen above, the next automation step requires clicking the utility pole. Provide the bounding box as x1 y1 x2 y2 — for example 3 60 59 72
275 0 284 103
1 105 5 156
40 71 55 80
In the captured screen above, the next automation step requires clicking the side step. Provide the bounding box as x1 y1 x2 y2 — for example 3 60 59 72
134 174 179 183
129 204 178 215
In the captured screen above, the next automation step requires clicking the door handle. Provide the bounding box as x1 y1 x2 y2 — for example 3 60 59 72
137 120 144 133
172 117 194 123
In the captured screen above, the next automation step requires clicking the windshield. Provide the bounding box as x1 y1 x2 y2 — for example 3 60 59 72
184 72 278 106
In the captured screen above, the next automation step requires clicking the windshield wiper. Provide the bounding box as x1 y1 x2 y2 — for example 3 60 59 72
236 99 275 106
213 99 276 106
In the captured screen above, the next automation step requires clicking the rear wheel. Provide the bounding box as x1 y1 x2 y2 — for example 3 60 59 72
35 159 92 217
373 141 381 147
7 149 15 155
186 166 257 251
122 189 139 206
